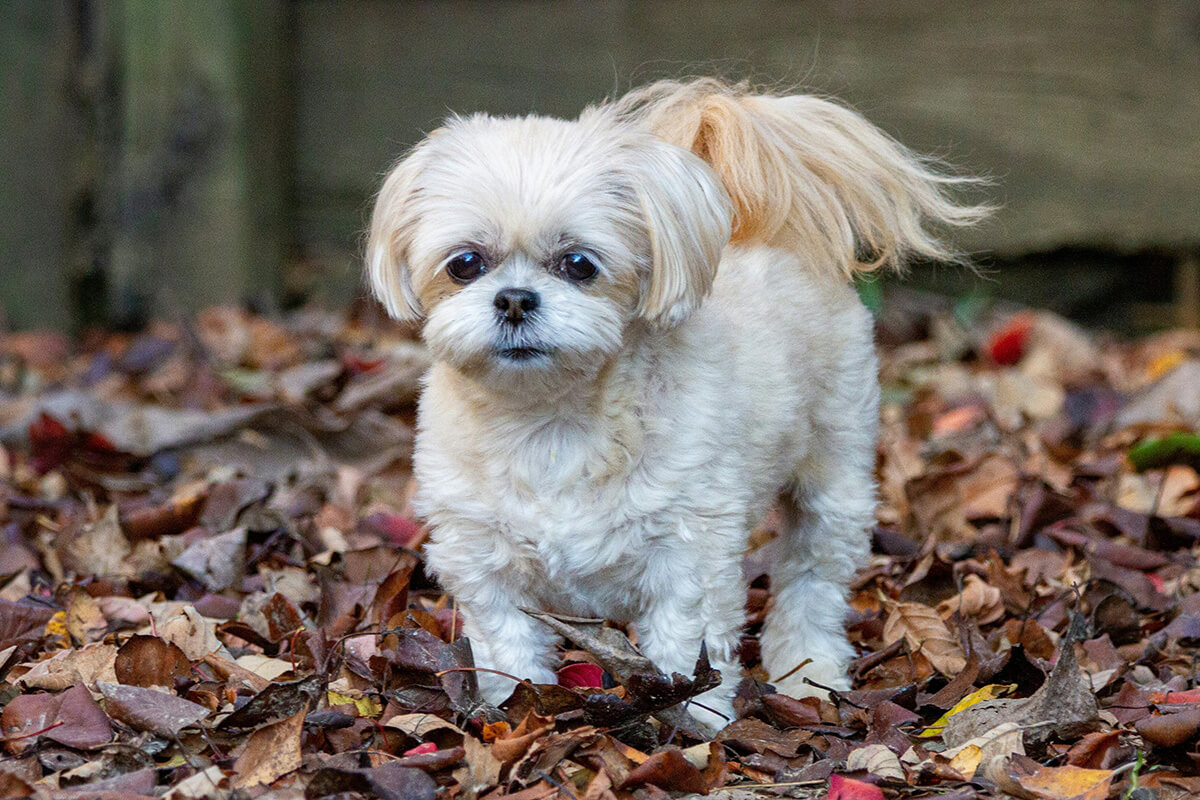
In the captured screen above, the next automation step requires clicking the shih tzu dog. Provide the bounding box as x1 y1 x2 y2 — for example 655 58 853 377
366 79 983 726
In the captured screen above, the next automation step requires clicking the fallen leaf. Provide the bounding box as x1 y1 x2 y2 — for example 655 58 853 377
60 505 131 580
231 707 305 788
453 735 503 799
941 721 1025 778
826 773 885 800
620 747 709 794
155 604 225 661
98 681 210 736
558 662 605 689
882 600 968 675
217 675 323 731
1136 707 1200 748
845 744 904 781
944 635 1100 750
114 635 190 688
0 682 111 753
16 642 118 691
163 765 227 799
171 527 247 591
995 759 1114 800
920 684 1015 737
306 763 437 800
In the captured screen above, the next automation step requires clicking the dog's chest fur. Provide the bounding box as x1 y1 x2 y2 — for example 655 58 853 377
414 346 770 622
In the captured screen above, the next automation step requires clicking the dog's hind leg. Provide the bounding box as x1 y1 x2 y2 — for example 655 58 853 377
760 371 878 699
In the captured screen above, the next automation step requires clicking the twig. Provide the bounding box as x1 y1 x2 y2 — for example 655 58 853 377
711 780 825 790
0 719 63 742
771 658 814 685
435 666 525 684
534 768 580 800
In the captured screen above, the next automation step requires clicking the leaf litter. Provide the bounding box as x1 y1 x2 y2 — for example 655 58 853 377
1 300 1200 798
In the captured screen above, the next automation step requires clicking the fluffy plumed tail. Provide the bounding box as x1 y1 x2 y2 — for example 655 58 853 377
608 79 989 279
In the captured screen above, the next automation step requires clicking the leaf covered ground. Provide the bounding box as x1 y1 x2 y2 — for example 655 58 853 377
1 295 1200 799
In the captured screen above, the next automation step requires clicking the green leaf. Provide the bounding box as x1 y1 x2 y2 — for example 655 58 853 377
1128 432 1200 472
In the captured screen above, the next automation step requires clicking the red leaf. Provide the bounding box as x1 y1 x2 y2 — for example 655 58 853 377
827 774 884 800
987 313 1034 365
1149 687 1200 705
28 413 72 473
403 741 438 756
81 432 116 453
361 513 425 549
557 662 604 689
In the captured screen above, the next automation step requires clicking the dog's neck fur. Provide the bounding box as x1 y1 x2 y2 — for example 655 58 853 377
426 319 672 489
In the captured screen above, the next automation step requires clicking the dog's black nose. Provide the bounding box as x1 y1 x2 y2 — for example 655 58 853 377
494 288 539 324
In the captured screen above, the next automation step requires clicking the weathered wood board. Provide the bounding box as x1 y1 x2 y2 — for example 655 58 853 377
292 0 1200 292
3 1 1197 327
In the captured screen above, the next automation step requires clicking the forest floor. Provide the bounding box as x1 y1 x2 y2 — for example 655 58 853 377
1 293 1199 800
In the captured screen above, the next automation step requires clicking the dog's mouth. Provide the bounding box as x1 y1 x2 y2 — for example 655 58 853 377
497 347 550 361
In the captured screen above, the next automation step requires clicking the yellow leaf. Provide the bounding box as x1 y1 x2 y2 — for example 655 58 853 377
327 690 382 718
1148 349 1186 380
1011 764 1114 800
44 610 68 640
948 744 982 777
919 684 1015 737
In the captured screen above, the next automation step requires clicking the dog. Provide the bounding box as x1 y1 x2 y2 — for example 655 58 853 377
366 79 984 727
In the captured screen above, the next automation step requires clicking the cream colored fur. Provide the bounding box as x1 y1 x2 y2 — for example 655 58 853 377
365 80 984 728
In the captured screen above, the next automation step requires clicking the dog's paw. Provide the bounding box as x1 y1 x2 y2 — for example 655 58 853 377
684 685 737 733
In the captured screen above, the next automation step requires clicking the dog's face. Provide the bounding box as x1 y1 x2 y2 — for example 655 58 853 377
366 111 732 391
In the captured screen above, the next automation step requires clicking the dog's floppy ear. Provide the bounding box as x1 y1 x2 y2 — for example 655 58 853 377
631 140 733 326
365 145 429 322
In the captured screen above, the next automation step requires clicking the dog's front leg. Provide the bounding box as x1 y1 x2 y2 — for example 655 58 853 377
635 544 744 730
455 590 561 707
426 535 560 706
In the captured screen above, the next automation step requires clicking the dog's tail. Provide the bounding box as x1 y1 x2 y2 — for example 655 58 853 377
608 79 989 280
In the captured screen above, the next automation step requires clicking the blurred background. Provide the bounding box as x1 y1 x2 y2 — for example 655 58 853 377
2 0 1197 333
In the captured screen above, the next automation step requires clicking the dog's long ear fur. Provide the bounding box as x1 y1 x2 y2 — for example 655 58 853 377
630 140 733 326
365 146 429 322
611 79 989 281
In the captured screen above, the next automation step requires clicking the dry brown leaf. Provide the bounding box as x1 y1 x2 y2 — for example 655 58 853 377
453 735 503 800
992 759 1114 800
943 640 1100 750
620 747 709 794
231 707 305 789
881 600 967 675
16 643 117 691
845 743 904 781
60 506 131 580
154 605 225 661
941 721 1024 778
114 635 190 688
959 455 1021 519
383 712 466 744
937 574 1005 624
1135 707 1200 748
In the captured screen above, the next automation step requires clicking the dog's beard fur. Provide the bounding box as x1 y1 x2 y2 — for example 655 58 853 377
420 261 629 396
365 80 986 727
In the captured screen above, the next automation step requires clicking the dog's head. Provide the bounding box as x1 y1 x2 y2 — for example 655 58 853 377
366 110 732 390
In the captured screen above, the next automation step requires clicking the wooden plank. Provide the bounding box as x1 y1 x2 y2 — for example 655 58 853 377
107 0 287 327
0 3 74 330
291 0 1200 294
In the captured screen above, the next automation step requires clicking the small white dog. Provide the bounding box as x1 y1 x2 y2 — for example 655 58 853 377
366 79 982 726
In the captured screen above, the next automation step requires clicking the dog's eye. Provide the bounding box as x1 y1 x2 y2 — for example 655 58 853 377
557 253 598 282
446 252 486 283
